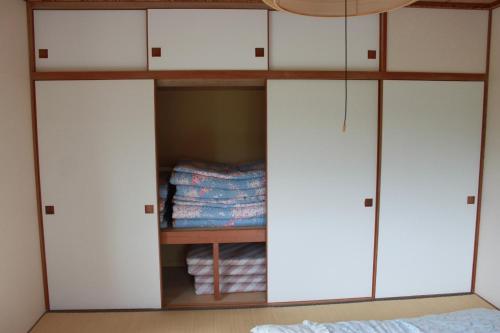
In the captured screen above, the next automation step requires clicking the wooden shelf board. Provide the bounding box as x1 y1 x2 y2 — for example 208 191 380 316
31 70 487 82
28 0 499 10
160 227 266 244
163 267 267 309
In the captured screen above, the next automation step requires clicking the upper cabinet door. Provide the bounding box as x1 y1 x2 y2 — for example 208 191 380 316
387 8 489 73
377 81 483 298
267 80 377 302
34 10 147 71
269 12 379 70
147 9 268 70
36 80 160 310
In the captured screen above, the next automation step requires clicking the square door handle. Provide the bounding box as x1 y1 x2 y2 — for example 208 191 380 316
467 196 476 205
368 50 377 59
145 205 155 214
39 49 48 59
255 48 265 57
364 198 373 207
45 205 55 215
151 47 161 57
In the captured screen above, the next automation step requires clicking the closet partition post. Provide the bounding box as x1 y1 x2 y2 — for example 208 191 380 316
213 243 221 300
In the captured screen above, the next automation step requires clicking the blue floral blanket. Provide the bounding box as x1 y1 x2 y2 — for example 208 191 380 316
173 217 266 229
173 203 265 219
170 171 266 189
173 160 265 180
173 195 266 205
175 185 265 199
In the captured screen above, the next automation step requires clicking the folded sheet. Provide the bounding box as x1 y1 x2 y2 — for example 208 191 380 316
170 171 266 190
175 185 265 199
188 263 267 276
173 203 265 219
173 217 266 229
174 160 265 180
195 274 266 284
187 243 266 266
194 282 266 295
174 195 266 206
174 199 265 209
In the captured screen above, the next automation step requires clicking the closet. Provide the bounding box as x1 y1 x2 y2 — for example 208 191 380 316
35 80 161 310
267 80 378 303
155 84 267 308
29 4 490 311
376 81 484 298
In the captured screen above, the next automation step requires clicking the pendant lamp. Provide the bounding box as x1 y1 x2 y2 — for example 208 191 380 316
262 0 417 17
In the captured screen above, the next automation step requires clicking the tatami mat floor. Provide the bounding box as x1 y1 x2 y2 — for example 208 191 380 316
31 294 493 333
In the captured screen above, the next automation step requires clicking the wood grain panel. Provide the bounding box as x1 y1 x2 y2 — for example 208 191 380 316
160 227 266 244
31 70 487 81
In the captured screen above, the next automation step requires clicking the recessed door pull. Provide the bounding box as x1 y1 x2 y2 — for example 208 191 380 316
145 205 155 214
45 205 55 215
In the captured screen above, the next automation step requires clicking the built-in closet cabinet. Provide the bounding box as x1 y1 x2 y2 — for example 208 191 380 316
34 10 147 71
376 81 484 298
387 8 489 73
267 80 378 302
269 13 379 70
36 80 161 310
147 9 268 70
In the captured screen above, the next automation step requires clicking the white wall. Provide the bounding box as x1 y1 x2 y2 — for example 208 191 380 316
0 0 46 332
477 8 500 309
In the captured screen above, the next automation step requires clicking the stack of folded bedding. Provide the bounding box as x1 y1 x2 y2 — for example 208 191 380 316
186 243 267 295
169 160 266 229
159 183 169 229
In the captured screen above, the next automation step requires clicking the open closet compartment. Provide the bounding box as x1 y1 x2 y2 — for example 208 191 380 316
155 79 268 309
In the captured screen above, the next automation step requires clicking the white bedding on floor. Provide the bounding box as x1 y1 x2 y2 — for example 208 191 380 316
251 308 500 333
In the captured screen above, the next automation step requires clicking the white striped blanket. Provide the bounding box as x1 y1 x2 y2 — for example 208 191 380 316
194 274 266 284
187 243 266 266
194 282 266 295
188 263 266 276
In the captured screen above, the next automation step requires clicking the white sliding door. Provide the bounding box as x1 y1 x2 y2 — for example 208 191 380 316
36 80 161 310
267 80 378 302
148 9 268 70
377 81 483 298
34 10 147 71
269 13 379 71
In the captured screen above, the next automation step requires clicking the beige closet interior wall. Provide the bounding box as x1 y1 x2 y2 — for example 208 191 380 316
156 88 266 169
0 0 46 332
477 8 500 309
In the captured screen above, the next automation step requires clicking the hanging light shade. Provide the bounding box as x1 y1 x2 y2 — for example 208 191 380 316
262 0 417 17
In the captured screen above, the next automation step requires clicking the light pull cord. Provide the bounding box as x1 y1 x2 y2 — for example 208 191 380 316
342 0 348 133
